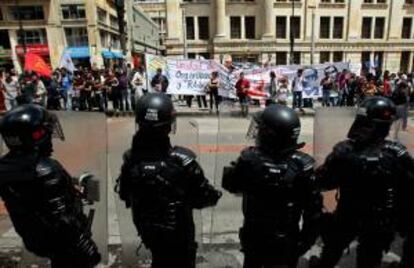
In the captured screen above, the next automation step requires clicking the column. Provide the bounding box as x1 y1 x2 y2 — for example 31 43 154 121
8 30 22 73
262 0 275 39
215 0 226 38
166 0 181 41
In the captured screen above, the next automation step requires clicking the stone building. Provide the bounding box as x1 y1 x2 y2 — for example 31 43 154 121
159 0 414 72
0 0 159 71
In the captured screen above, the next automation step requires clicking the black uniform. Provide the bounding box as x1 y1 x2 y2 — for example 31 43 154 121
223 104 323 268
0 104 100 268
316 96 414 268
116 93 221 268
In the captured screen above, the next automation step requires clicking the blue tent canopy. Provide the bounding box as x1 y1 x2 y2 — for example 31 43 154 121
65 47 90 59
101 50 124 59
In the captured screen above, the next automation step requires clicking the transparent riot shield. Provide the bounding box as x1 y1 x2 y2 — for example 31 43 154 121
394 126 414 156
314 107 357 213
17 112 108 266
208 100 252 248
108 115 200 267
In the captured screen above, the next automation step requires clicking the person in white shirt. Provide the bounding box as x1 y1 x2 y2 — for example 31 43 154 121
3 72 20 110
131 68 147 102
291 69 305 112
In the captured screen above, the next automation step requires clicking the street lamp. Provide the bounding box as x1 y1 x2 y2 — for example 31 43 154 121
15 0 26 54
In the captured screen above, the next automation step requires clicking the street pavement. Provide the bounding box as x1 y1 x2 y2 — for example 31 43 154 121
0 106 413 267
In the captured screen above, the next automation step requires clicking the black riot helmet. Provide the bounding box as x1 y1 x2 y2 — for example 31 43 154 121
347 96 396 144
135 93 176 134
0 104 64 155
247 104 304 155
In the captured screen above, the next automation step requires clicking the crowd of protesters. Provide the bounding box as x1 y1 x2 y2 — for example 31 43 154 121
0 64 154 114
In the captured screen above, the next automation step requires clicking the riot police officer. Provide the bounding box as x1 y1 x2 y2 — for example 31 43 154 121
0 104 101 268
116 93 222 268
222 104 323 268
316 96 414 268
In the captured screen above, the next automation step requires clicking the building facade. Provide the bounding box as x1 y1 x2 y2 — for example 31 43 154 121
0 0 159 72
133 0 167 54
161 0 414 73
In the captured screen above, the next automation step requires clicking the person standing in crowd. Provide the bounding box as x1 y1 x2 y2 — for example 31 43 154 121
3 71 20 111
362 74 378 99
346 73 358 107
222 105 323 268
292 69 305 112
72 72 84 111
392 80 410 138
93 72 104 112
116 93 221 268
20 71 36 104
108 71 120 111
47 71 61 110
321 72 334 107
315 97 414 268
33 74 47 107
338 69 348 106
150 68 169 93
382 70 392 98
0 104 101 267
131 67 146 107
60 68 73 111
208 71 220 113
276 77 289 105
81 73 94 111
235 72 250 117
266 71 277 106
117 68 130 112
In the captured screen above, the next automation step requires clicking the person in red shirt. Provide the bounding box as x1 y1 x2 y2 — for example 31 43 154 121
382 70 392 98
235 72 250 117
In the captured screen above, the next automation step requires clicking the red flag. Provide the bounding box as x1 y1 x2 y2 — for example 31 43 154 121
24 52 52 78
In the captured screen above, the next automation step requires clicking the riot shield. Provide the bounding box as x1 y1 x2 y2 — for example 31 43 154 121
108 115 201 267
16 112 108 266
313 107 357 213
208 100 252 246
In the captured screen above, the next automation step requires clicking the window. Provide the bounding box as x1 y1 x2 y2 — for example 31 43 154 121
333 51 343 62
320 52 330 63
61 5 86 20
198 17 209 40
290 16 301 39
276 52 287 65
97 8 107 23
188 53 196 59
110 15 119 30
199 53 210 59
364 0 386 2
374 51 383 69
230 17 241 39
17 29 47 44
400 51 410 72
10 6 44 20
374 17 385 39
0 8 3 20
100 31 107 47
361 51 370 64
0 30 11 49
321 0 345 2
333 17 344 39
186 17 195 40
292 52 301 64
361 17 372 39
320 17 330 39
65 27 89 47
111 35 120 49
276 17 287 38
402 18 412 39
406 0 414 4
245 16 256 39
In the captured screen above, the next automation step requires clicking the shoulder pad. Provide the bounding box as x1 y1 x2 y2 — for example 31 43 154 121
170 146 196 166
332 140 354 156
383 141 409 158
36 158 59 177
291 151 315 172
240 147 260 162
